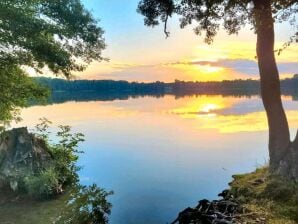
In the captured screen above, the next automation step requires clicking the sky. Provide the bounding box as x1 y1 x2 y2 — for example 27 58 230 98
74 0 298 82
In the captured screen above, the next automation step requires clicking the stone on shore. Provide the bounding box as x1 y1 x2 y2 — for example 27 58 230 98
0 127 52 191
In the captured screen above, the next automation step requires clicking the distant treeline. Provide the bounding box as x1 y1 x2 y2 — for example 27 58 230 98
33 75 298 104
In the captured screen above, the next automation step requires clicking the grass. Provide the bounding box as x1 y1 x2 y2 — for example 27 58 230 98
230 167 298 224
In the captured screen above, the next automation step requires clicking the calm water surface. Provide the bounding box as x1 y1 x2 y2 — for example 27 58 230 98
14 95 298 224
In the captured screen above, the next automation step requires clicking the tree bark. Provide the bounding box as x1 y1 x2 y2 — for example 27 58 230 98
253 0 292 171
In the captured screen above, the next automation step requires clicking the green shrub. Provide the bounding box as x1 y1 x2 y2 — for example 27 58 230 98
50 125 84 186
15 118 86 199
24 168 59 199
34 119 85 191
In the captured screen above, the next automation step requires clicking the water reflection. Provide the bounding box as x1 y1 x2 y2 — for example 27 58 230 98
8 94 298 223
168 95 298 133
26 94 298 134
168 95 233 117
0 184 112 224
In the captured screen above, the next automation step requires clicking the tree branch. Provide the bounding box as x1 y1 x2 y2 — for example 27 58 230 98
164 14 170 38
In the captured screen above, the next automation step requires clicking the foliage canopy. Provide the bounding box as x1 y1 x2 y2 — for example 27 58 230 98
0 0 105 124
137 0 297 44
0 61 47 127
0 0 106 77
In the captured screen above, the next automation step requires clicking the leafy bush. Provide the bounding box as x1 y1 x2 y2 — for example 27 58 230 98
50 125 85 186
34 118 85 190
24 168 59 199
7 118 86 199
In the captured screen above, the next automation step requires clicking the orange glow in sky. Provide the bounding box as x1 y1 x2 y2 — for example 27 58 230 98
76 39 297 82
30 0 297 82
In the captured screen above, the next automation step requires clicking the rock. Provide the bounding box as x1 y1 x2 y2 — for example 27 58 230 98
218 189 231 200
171 189 258 224
0 127 52 191
10 180 18 191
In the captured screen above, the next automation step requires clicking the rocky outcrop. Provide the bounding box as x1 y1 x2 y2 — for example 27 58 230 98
171 189 267 224
0 127 52 191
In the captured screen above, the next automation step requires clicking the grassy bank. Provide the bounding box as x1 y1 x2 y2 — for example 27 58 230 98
230 167 298 224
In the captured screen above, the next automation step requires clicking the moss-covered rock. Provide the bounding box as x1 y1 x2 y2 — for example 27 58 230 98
0 127 52 192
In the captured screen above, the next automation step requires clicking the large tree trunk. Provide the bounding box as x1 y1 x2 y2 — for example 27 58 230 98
253 0 298 179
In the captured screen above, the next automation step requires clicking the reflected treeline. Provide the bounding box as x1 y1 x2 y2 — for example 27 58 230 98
33 76 298 104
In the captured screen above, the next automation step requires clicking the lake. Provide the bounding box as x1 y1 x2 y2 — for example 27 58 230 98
11 94 298 224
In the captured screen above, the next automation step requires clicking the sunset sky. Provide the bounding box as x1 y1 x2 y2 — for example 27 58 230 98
74 0 298 82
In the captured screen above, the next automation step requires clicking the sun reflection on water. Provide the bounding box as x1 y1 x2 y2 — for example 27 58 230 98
14 95 298 135
167 95 298 134
168 96 230 118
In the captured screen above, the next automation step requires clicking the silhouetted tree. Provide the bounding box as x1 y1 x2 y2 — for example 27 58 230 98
138 0 298 179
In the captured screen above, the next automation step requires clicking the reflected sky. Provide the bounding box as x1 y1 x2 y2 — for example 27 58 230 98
12 95 298 223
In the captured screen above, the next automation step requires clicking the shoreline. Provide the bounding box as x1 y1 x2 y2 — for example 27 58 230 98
172 168 298 224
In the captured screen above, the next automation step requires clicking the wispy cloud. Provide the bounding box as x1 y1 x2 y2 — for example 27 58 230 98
79 58 297 82
169 59 298 77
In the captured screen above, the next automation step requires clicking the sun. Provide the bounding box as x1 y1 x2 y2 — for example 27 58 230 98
201 103 220 113
195 64 224 74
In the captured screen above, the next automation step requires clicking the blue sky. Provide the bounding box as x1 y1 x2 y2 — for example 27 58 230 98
77 0 298 82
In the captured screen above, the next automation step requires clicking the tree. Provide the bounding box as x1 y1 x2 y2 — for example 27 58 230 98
137 0 298 179
0 0 106 124
0 0 106 77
